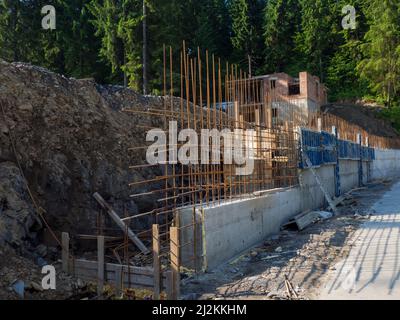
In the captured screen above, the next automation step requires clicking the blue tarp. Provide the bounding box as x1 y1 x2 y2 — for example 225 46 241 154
300 128 375 168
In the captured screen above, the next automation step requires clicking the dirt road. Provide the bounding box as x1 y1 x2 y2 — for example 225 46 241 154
319 181 400 300
181 180 396 300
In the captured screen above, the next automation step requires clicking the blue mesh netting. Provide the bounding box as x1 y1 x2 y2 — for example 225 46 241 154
300 129 375 168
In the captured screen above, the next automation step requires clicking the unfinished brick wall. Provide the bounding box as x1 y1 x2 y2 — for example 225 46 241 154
299 72 327 106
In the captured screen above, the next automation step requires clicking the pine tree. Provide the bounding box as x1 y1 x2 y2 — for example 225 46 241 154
194 0 231 58
295 0 339 82
358 0 400 107
88 0 142 89
0 0 42 63
263 0 300 74
229 0 264 71
326 0 369 101
60 0 108 81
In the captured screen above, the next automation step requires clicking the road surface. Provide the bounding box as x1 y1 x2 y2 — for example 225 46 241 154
320 181 400 299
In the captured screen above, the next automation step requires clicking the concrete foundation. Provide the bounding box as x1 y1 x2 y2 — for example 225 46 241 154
178 148 400 271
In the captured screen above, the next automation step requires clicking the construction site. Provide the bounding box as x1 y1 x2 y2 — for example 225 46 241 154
1 39 400 302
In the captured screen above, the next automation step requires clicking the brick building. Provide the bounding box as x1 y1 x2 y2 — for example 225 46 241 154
230 71 328 128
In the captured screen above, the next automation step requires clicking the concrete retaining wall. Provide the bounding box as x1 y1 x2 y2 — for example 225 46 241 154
179 148 400 271
372 149 400 180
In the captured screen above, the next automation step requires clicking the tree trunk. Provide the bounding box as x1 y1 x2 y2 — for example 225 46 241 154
142 0 148 95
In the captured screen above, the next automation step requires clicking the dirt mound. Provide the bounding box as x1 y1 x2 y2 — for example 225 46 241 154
0 161 41 248
0 246 88 300
322 103 400 138
0 60 167 250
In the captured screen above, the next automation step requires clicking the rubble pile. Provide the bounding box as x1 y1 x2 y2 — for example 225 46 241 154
0 59 167 250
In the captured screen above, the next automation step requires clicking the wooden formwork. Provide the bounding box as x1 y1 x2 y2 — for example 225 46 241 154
61 224 180 300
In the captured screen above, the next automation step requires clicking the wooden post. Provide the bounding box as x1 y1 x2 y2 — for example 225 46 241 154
264 78 272 128
366 136 371 182
93 193 150 254
317 118 322 132
152 224 161 300
332 126 341 197
255 107 261 157
357 133 363 187
97 235 105 298
62 232 70 273
165 271 173 300
115 265 123 297
234 101 239 128
170 226 180 300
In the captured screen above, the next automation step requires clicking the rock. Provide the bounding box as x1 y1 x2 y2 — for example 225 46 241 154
250 251 259 257
12 280 25 298
0 123 8 134
266 292 278 299
47 247 59 260
28 281 44 292
0 162 39 248
35 244 48 257
35 257 48 267
18 103 33 112
268 235 280 241
65 284 73 292
318 211 333 220
76 278 85 289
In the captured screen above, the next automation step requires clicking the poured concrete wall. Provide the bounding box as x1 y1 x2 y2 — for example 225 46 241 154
179 148 400 271
372 149 400 180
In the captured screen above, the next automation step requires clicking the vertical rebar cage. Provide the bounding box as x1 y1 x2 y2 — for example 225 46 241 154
121 43 400 274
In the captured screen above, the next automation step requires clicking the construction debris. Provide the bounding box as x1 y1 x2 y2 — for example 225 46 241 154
181 180 393 300
93 192 150 254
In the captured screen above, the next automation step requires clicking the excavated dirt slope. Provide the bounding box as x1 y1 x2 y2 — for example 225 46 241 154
322 103 400 138
0 60 168 252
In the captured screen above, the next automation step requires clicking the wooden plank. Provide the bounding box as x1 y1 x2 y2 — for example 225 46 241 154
93 192 150 254
74 259 155 276
76 234 122 241
327 195 346 211
73 268 154 288
295 211 320 230
165 270 173 300
302 151 338 215
97 236 105 298
72 262 170 290
152 224 161 300
61 232 70 273
115 265 123 296
170 226 180 299
108 272 154 287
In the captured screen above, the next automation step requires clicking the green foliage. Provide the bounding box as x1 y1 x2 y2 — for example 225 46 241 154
294 0 341 82
380 106 400 132
88 0 143 88
0 0 42 63
194 0 231 58
357 0 400 107
263 0 300 74
229 0 265 71
0 0 399 107
326 40 368 101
